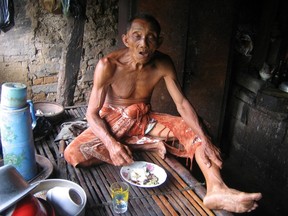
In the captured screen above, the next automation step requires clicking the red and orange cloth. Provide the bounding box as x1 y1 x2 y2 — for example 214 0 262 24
64 103 201 169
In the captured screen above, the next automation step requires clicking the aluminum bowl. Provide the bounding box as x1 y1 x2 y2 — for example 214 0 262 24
279 81 288 93
34 102 64 124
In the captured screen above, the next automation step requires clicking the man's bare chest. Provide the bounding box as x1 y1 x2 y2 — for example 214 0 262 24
109 71 160 99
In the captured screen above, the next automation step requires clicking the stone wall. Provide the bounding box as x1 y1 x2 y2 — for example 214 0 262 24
76 0 118 104
0 0 119 104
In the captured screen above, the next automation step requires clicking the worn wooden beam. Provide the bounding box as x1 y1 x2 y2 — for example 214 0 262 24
57 0 87 106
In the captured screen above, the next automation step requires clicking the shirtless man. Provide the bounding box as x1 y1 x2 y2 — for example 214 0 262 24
64 13 262 213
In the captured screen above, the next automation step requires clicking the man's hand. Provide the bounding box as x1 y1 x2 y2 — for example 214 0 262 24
109 141 134 166
199 138 222 169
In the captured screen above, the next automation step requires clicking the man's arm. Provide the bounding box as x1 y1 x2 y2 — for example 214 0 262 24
86 58 134 166
162 59 222 168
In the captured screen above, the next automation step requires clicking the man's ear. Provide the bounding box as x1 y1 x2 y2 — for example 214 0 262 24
122 34 129 47
157 35 164 48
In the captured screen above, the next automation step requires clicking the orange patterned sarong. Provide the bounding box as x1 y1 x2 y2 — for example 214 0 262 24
64 103 201 168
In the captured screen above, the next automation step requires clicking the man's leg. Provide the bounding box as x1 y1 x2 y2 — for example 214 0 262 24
147 116 262 213
195 146 262 213
64 128 106 167
147 113 201 167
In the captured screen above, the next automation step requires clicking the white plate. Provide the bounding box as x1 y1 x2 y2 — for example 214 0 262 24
120 161 167 188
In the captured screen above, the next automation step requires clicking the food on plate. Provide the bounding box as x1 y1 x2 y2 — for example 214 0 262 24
121 162 167 187
128 164 159 186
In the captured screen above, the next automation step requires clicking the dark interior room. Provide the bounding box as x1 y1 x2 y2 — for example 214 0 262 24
0 0 287 215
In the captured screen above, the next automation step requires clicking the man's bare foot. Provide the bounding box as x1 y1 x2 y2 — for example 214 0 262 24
203 187 262 213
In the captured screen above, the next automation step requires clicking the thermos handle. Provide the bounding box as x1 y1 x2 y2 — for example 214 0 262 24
27 100 37 129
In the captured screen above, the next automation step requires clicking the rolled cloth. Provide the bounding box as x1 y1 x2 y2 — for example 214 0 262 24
64 103 202 168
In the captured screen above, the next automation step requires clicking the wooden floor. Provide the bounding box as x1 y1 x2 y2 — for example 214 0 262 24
33 105 233 216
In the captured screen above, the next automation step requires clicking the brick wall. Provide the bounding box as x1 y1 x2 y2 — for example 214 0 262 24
0 0 118 104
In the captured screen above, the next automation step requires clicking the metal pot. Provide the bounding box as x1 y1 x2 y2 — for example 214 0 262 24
279 81 288 93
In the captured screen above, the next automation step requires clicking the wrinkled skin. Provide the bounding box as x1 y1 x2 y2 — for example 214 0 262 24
84 17 262 213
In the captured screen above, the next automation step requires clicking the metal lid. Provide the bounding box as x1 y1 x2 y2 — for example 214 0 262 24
279 81 288 93
0 165 39 213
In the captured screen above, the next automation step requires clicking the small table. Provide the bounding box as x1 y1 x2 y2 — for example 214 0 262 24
34 105 233 216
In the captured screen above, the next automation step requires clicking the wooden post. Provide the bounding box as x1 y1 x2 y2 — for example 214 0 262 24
56 0 87 106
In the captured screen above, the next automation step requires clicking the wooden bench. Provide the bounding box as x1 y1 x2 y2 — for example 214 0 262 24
33 105 233 216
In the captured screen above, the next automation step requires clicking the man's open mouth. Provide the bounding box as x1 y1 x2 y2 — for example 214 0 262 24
139 51 149 57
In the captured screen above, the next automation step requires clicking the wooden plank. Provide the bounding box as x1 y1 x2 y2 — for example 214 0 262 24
129 184 162 216
83 169 109 215
164 155 234 216
165 178 203 216
107 153 165 215
67 163 80 184
66 108 79 119
125 168 163 215
143 153 206 216
106 166 142 216
153 182 190 215
79 170 101 212
96 166 118 214
151 153 210 216
148 155 201 215
150 194 172 216
89 167 114 215
63 109 74 120
132 154 182 215
34 106 233 215
162 189 190 216
98 165 129 215
70 107 82 118
57 140 67 179
35 140 45 156
41 139 57 168
107 164 146 216
79 106 87 117
150 153 213 215
129 151 204 215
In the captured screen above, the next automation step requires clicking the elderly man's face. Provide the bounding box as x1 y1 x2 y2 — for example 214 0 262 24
123 19 161 64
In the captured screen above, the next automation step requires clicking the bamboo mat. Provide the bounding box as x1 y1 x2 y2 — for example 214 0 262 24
34 105 233 216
